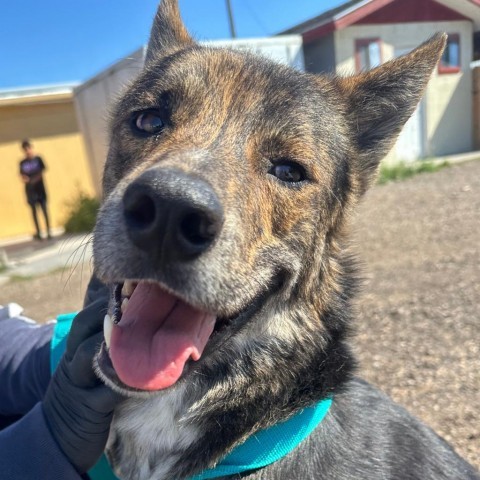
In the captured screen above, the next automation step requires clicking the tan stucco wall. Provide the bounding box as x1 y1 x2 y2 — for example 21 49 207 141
0 100 95 240
334 21 473 162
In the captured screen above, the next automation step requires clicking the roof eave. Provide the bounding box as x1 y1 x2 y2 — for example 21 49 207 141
0 91 73 107
282 0 480 44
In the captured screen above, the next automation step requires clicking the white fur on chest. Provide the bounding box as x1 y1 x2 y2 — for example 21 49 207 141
108 383 200 480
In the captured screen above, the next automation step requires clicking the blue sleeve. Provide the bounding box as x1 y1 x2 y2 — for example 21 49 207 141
0 402 83 480
0 306 53 415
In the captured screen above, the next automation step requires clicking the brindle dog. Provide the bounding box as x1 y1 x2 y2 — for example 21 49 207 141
93 1 480 479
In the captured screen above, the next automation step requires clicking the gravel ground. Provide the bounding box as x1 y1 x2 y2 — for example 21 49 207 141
1 160 478 469
352 160 479 468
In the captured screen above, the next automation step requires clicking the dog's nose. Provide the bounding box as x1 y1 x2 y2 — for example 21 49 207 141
122 169 223 261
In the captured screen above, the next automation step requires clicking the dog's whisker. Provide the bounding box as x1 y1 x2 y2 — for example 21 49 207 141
61 234 93 291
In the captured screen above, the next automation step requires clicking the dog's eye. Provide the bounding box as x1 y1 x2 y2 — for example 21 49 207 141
269 161 306 183
133 111 164 134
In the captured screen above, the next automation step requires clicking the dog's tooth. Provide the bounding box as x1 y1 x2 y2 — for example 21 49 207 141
122 280 135 297
104 314 113 349
121 297 129 314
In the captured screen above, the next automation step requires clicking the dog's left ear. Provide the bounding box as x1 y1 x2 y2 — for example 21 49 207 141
337 33 447 194
145 0 194 64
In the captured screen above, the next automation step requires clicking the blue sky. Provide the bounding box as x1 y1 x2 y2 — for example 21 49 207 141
0 0 345 90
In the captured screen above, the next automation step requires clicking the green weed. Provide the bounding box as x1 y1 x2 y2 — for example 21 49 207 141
64 192 100 233
378 160 449 185
9 274 33 282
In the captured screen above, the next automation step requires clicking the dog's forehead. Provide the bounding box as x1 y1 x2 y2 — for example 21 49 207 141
108 46 347 178
126 47 324 117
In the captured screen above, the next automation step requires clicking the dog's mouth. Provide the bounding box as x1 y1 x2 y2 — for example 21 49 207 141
96 270 285 394
99 280 217 392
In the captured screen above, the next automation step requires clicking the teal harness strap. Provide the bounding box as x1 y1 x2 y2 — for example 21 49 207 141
49 313 77 374
51 314 332 480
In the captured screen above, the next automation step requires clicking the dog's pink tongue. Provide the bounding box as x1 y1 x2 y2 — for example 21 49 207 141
109 282 216 391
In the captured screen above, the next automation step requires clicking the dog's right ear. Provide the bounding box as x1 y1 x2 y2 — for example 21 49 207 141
336 33 446 195
145 0 194 64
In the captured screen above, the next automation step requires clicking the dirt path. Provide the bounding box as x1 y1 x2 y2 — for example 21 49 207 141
1 160 478 468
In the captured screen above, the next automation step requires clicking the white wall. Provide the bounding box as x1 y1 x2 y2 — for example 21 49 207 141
74 49 145 194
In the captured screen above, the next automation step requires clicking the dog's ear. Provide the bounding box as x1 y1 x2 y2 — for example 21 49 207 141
145 0 194 64
337 33 446 194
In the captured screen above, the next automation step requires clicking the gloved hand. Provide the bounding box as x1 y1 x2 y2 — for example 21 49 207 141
83 274 109 308
42 295 123 474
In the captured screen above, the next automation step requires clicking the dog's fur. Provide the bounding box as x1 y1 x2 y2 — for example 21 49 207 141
93 1 480 478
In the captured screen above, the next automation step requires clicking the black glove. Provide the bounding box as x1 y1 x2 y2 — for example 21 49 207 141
83 273 109 308
42 295 123 474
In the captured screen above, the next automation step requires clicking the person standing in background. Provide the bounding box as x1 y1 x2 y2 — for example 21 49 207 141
19 140 52 240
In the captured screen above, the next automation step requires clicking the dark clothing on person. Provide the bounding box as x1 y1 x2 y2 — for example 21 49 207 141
0 305 84 480
1 403 83 479
19 156 51 238
19 156 47 205
30 198 50 238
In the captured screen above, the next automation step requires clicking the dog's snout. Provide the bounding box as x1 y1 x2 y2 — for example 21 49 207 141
123 191 157 232
122 169 223 261
179 209 220 248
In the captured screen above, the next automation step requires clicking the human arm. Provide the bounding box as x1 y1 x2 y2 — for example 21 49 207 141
29 157 46 183
0 305 83 479
42 296 124 474
0 403 85 480
19 162 30 183
0 304 53 416
19 157 45 184
28 172 44 184
0 277 121 476
0 275 107 417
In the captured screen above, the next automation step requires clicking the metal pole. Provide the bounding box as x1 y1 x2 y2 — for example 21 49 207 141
225 0 237 38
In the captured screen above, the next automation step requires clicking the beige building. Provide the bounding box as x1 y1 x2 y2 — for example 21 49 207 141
283 0 480 163
0 85 95 241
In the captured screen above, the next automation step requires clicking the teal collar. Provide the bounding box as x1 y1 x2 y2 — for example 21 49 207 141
189 397 332 480
51 313 332 479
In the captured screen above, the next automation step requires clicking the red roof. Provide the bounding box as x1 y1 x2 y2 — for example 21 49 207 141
281 0 480 44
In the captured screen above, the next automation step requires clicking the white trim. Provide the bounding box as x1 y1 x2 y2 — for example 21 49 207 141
283 0 374 35
0 83 78 101
73 48 144 94
206 34 303 48
433 0 480 30
332 0 373 22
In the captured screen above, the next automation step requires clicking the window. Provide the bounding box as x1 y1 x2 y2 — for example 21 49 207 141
355 38 382 72
439 34 460 74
